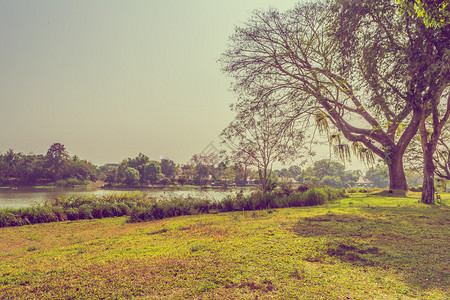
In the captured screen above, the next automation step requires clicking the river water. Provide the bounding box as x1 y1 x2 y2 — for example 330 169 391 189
0 187 239 208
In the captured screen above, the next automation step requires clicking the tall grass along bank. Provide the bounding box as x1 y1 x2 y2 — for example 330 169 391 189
0 187 344 228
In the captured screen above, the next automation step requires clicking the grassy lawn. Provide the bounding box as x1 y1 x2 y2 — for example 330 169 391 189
0 192 448 299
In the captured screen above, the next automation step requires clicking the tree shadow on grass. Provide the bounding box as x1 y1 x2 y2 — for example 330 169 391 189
292 205 449 291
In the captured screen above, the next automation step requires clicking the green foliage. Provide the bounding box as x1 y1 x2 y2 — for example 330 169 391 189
409 185 423 192
299 159 359 188
0 187 345 228
0 146 98 186
176 175 188 186
320 175 342 188
143 161 162 184
160 159 177 179
365 165 389 188
124 167 140 186
397 0 450 28
159 177 171 188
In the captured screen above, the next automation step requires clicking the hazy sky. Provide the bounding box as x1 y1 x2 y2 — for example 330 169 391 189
1 0 306 165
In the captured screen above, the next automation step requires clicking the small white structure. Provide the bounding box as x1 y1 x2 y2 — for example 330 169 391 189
356 177 372 188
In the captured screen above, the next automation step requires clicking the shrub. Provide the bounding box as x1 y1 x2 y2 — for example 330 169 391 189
409 186 423 192
65 207 80 220
78 204 93 219
28 206 59 224
129 204 156 223
254 192 278 210
296 185 309 192
279 182 294 195
303 188 328 206
220 196 234 212
234 194 254 211
285 192 307 207
116 202 131 215
190 198 213 214
0 211 21 227
51 206 68 222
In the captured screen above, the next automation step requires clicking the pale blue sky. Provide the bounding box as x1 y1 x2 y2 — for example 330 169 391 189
1 0 302 165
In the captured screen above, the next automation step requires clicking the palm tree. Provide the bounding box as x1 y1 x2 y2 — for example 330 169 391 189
4 149 19 178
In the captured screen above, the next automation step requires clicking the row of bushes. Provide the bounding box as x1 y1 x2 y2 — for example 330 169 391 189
409 186 423 192
0 188 345 227
0 193 147 227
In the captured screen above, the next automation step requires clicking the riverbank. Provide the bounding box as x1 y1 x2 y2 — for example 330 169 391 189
0 186 255 209
0 192 448 299
0 187 344 227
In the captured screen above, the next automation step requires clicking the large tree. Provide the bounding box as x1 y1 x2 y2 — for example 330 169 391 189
220 0 449 195
143 161 162 184
333 0 449 203
46 143 70 180
160 158 178 179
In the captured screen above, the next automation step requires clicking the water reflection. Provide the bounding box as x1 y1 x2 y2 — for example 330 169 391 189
0 187 238 208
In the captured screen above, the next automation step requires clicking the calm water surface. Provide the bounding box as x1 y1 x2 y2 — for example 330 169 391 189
0 187 238 208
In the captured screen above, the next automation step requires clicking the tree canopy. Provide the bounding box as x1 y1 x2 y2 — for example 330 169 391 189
397 0 450 28
221 0 449 194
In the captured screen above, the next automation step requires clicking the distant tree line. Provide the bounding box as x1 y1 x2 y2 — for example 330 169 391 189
0 143 428 190
0 143 97 187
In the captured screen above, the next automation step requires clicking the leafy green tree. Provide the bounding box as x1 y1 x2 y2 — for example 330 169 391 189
124 167 140 186
160 159 177 179
26 155 48 185
98 163 118 183
277 168 294 180
114 153 150 185
66 157 98 181
320 176 342 189
303 176 319 185
307 160 346 181
143 161 162 184
233 162 252 186
176 175 188 186
46 143 70 180
181 164 196 179
0 147 98 186
299 159 357 188
159 177 171 188
127 153 150 185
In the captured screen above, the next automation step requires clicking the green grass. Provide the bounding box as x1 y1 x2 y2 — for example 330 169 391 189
0 192 448 299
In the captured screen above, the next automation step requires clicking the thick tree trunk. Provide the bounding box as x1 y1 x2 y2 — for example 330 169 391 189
388 150 408 191
421 145 436 204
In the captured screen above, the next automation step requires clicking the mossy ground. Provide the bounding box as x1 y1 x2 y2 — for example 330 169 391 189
0 192 448 299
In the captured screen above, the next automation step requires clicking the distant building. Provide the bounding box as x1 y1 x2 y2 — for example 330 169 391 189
356 177 372 188
278 177 298 184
